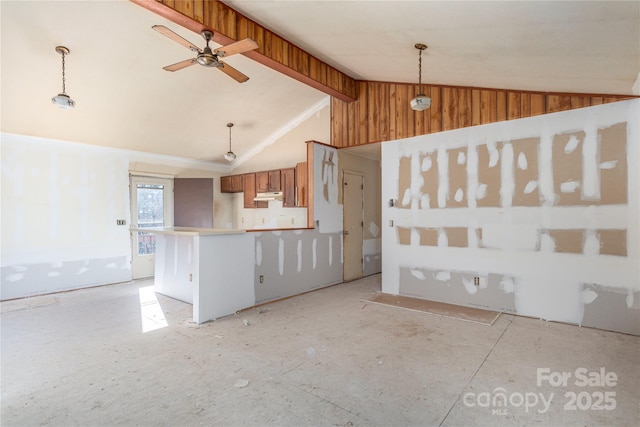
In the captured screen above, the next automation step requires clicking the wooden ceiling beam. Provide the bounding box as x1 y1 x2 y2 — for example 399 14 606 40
130 0 357 102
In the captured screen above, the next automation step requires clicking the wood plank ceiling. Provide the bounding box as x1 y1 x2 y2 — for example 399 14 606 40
132 0 635 149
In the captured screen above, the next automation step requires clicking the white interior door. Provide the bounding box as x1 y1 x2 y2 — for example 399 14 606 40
130 176 174 279
343 171 364 282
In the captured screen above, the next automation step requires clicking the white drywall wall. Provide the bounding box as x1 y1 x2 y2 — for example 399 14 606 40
382 100 639 334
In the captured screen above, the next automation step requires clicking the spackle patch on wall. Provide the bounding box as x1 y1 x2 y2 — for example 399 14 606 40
395 225 628 258
396 123 628 210
321 150 336 203
399 267 516 313
383 100 639 335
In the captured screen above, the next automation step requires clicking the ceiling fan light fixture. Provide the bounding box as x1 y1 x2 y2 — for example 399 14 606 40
197 49 219 67
52 46 75 109
225 122 236 162
410 43 430 112
196 31 220 67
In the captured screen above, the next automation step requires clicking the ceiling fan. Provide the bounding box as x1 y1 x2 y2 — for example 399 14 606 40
152 25 258 83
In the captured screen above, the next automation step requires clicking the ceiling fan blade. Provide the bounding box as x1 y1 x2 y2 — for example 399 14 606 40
163 58 197 72
152 25 201 53
217 62 249 83
214 38 259 57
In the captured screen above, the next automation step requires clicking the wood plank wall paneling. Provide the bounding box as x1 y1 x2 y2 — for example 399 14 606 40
132 0 357 101
331 81 635 147
132 0 636 148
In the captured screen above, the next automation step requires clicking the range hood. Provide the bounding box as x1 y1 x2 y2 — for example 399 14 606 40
254 191 283 201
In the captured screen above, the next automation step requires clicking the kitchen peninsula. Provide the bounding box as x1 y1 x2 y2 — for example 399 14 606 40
141 227 255 323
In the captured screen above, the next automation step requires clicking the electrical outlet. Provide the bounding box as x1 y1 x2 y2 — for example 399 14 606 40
259 275 264 284
116 219 126 225
189 273 193 282
474 277 480 286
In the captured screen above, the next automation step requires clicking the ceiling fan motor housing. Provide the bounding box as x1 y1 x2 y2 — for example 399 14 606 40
197 30 219 67
197 48 220 67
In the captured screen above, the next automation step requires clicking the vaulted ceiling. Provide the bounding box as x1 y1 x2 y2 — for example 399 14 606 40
1 1 638 167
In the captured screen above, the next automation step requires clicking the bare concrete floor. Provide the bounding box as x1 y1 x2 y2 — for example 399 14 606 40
1 274 639 426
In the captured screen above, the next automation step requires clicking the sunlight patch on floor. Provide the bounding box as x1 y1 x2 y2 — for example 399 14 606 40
139 286 168 332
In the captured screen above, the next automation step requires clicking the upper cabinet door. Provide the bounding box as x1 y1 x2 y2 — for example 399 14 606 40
243 174 257 208
256 169 282 192
296 162 308 207
281 168 296 207
220 174 244 193
268 170 281 191
256 171 269 193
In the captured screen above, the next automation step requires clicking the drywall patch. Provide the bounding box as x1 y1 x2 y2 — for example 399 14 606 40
598 122 627 205
581 284 640 335
514 277 584 325
254 229 342 304
398 267 516 313
382 100 639 336
312 238 317 269
548 229 584 254
364 254 381 276
553 130 586 205
397 227 412 245
512 137 540 206
314 144 342 234
419 151 438 209
476 143 501 207
321 150 336 203
448 147 467 208
398 156 412 208
328 236 333 266
500 142 515 207
278 237 285 275
296 239 303 272
418 228 438 246
1 257 130 300
444 227 468 248
363 238 382 276
256 240 263 266
598 229 627 256
368 222 380 238
481 224 540 251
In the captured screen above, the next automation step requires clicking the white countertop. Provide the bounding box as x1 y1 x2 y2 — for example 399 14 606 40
132 226 246 236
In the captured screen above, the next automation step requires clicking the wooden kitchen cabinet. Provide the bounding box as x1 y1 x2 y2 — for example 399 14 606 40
295 162 308 207
242 174 257 208
256 169 281 192
255 171 268 193
281 168 296 207
243 173 267 209
220 174 243 193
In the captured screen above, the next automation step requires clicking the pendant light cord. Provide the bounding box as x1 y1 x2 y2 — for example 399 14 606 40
61 51 67 95
418 47 423 94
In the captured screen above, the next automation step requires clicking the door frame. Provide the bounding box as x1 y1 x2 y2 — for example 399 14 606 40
130 174 174 280
342 170 364 282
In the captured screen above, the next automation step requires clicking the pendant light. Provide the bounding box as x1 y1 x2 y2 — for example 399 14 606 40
410 43 431 111
51 46 75 109
224 123 237 161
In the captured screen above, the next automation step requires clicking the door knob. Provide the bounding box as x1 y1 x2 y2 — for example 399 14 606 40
344 230 350 235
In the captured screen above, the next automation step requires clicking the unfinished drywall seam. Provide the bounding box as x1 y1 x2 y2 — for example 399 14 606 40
382 99 640 335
